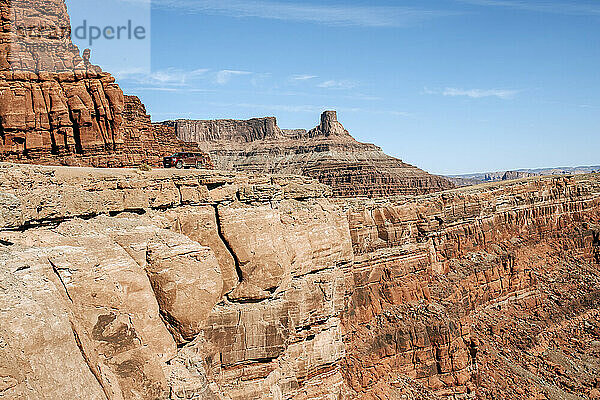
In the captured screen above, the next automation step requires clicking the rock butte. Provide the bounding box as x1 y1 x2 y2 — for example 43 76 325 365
156 110 455 197
0 164 599 399
0 0 208 169
0 0 452 197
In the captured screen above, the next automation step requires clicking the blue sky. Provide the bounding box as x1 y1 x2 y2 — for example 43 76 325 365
66 0 600 175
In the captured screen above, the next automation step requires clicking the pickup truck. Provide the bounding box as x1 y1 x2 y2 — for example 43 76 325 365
163 152 209 169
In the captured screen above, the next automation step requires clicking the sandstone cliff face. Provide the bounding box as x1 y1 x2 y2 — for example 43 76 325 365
157 111 455 198
1 165 599 399
0 1 210 168
175 117 283 143
0 163 350 399
340 176 600 399
0 0 125 162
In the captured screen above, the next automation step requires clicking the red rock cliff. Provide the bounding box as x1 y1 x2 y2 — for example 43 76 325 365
0 0 211 168
157 111 455 197
0 0 125 160
341 175 600 398
1 165 598 399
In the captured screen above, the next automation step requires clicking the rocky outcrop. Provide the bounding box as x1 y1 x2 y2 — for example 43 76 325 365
340 174 600 399
0 163 350 399
0 0 211 168
307 110 350 138
157 111 454 198
0 0 124 161
0 0 444 187
448 166 600 188
501 170 538 181
1 164 599 399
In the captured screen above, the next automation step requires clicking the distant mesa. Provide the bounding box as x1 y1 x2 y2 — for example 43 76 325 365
155 111 455 197
448 166 600 187
0 0 452 197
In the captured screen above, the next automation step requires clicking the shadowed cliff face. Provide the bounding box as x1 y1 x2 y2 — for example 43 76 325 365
0 164 599 399
157 111 455 198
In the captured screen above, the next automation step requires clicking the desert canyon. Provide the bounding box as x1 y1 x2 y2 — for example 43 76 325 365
0 1 599 400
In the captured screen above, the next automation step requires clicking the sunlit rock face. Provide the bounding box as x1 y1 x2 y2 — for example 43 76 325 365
156 110 455 198
339 174 600 399
1 163 599 399
0 0 124 159
0 0 209 168
0 163 351 400
1 2 600 400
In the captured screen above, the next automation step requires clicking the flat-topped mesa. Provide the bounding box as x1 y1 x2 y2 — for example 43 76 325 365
174 117 283 143
157 110 455 197
307 110 350 138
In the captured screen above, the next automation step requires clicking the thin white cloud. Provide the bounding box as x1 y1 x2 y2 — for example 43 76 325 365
134 87 181 92
216 69 252 85
134 87 216 93
130 0 457 28
318 80 358 90
291 74 318 81
389 111 413 117
116 68 209 86
457 0 600 16
443 87 519 99
424 87 519 99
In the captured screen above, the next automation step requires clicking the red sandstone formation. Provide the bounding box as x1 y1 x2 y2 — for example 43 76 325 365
0 0 123 160
1 165 598 399
340 175 600 399
157 110 455 197
0 0 448 194
0 0 211 168
1 1 599 399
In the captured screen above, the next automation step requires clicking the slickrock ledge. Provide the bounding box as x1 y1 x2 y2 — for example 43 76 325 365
1 164 599 399
0 163 350 400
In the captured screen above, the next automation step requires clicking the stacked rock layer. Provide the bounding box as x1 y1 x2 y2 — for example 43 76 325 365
158 111 455 197
1 164 599 399
0 0 451 197
0 0 209 167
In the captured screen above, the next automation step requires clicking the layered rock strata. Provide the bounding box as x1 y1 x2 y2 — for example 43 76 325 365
340 175 600 399
0 0 124 161
157 111 454 198
0 163 351 400
0 0 445 188
1 164 599 399
0 0 210 168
